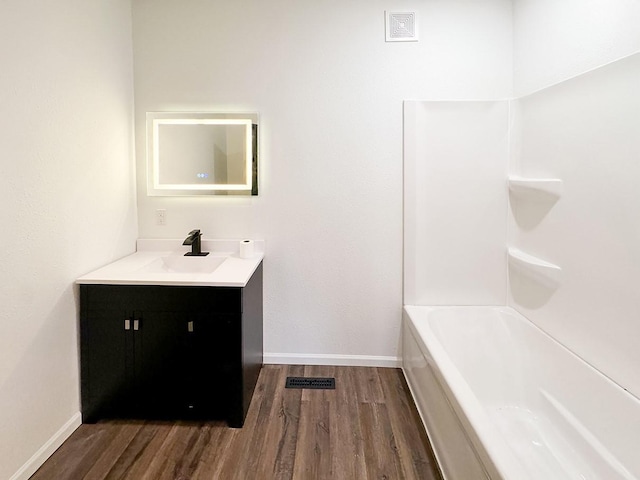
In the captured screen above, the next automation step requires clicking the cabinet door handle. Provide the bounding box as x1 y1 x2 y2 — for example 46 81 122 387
124 319 131 330
133 319 140 331
187 321 194 333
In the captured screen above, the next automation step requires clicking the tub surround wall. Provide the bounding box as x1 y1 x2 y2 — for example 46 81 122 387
0 1 137 479
132 0 513 365
406 52 640 408
508 53 640 400
508 0 640 403
403 101 509 306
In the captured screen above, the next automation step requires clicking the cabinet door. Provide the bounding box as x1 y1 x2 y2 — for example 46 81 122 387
188 312 239 420
135 311 189 418
82 306 133 422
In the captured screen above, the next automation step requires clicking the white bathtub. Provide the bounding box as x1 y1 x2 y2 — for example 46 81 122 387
402 305 640 480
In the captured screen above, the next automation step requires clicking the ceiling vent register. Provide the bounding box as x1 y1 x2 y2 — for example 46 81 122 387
386 12 418 42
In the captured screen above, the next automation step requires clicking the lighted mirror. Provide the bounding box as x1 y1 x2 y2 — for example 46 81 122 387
146 112 258 196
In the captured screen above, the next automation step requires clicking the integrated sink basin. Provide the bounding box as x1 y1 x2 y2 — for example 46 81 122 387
76 238 264 287
140 254 228 274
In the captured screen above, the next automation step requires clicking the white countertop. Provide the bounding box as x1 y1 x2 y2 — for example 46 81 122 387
76 239 264 287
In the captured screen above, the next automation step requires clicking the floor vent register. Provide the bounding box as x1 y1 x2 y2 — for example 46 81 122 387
285 377 336 390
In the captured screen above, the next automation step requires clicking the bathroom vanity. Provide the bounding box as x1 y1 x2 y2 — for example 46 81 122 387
76 239 263 428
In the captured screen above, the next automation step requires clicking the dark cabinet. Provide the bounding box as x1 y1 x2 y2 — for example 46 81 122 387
80 262 263 428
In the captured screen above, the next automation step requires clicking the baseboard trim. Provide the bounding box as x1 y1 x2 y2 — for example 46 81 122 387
10 412 82 480
264 352 401 368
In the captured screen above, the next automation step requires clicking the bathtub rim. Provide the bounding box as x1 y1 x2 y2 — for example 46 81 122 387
402 316 488 480
404 305 538 480
404 304 640 480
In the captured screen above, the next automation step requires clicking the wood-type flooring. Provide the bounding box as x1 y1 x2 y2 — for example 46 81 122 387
31 365 442 480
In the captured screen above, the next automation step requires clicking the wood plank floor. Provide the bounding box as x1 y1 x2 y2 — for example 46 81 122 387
31 365 442 480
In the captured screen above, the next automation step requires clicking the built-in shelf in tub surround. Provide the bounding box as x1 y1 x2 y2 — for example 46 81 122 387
508 248 562 288
508 176 563 199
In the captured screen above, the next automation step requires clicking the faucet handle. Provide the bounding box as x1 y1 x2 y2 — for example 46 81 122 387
184 229 208 256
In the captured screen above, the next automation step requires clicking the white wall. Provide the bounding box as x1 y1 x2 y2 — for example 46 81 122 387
131 0 512 365
0 1 137 478
513 0 640 95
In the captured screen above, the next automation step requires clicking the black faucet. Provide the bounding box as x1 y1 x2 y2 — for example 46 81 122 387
183 229 209 256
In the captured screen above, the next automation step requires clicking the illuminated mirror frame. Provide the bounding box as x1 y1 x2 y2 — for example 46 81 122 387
146 112 258 196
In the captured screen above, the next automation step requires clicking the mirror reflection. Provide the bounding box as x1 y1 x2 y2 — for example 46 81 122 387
147 112 258 196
